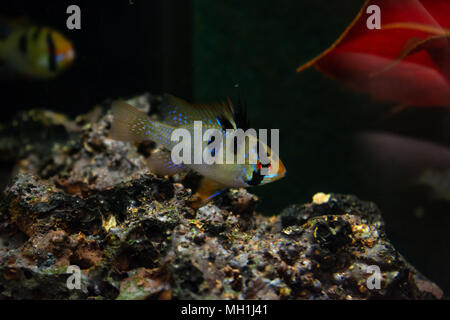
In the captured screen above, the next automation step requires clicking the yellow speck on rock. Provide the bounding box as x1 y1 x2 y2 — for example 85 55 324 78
128 207 138 214
312 192 330 205
280 287 291 296
102 214 117 232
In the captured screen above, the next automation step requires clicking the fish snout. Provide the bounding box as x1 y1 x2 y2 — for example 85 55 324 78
261 158 286 184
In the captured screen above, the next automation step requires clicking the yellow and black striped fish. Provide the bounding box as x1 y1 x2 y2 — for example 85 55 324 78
0 20 75 79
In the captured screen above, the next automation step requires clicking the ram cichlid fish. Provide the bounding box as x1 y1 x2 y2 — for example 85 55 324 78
0 19 75 79
109 94 286 206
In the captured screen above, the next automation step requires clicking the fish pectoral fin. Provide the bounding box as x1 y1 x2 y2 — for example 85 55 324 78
191 177 227 209
146 148 188 176
109 100 153 142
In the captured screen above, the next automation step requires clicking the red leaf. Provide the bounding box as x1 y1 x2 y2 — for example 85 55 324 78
298 0 450 107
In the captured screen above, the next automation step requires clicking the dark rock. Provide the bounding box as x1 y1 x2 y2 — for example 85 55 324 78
0 94 444 300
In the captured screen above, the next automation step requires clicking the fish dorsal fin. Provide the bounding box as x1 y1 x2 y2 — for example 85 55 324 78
160 94 237 130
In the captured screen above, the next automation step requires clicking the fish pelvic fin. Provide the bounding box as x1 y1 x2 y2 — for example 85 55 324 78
109 100 153 142
191 177 227 209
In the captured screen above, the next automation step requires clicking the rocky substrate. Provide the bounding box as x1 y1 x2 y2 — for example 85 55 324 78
0 94 444 299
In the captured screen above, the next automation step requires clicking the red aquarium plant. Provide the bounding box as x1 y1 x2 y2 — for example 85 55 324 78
297 0 450 107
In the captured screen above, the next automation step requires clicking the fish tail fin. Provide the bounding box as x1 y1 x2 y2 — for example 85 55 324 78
109 100 153 142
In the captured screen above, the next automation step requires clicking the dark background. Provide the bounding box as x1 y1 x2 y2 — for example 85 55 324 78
0 0 449 293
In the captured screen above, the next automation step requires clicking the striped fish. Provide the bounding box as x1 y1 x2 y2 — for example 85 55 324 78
0 20 75 79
